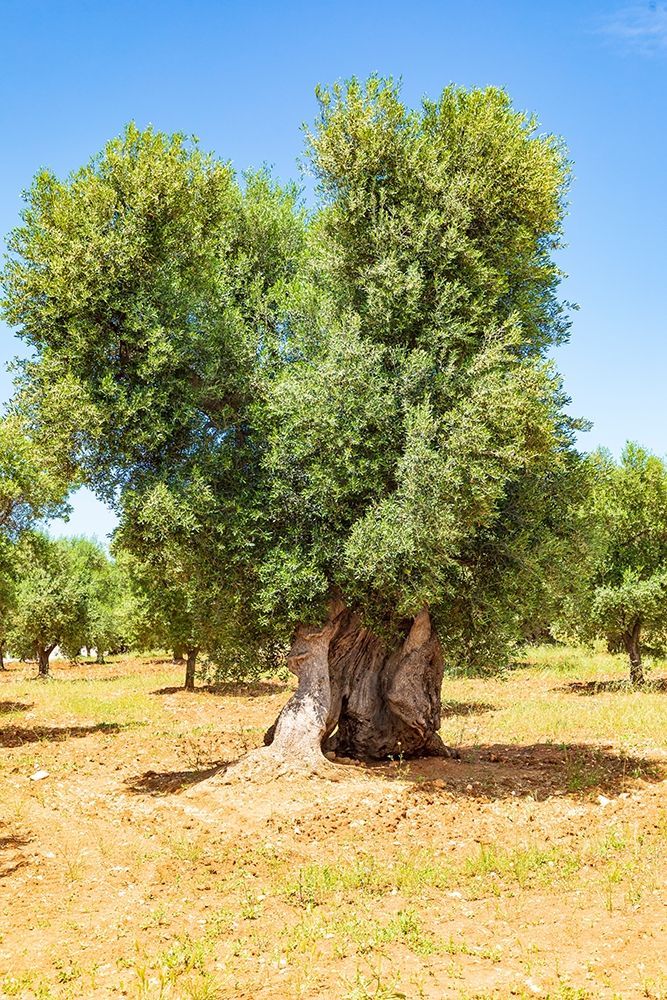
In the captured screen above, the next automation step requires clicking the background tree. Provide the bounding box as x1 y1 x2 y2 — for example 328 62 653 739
6 533 89 676
114 481 267 689
57 538 130 663
562 444 667 684
0 414 71 667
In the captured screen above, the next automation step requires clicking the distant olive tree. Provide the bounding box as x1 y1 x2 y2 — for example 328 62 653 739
0 415 72 668
113 480 266 690
6 534 89 676
58 537 132 664
563 444 667 684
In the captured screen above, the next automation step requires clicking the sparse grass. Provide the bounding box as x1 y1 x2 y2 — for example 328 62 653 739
2 647 667 998
440 643 667 750
464 842 581 889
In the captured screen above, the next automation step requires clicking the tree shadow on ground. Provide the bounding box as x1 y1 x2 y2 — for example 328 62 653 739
152 681 289 698
372 742 666 801
0 721 145 748
125 763 232 796
0 701 33 715
441 700 496 717
559 678 667 696
0 833 32 878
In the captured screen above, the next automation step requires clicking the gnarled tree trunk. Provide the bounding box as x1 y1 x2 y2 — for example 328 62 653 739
263 603 456 768
262 608 342 766
623 623 644 685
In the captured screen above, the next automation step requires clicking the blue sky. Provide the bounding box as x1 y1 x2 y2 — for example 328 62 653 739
1 0 665 542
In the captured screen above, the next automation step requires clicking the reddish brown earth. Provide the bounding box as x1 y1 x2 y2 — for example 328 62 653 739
1 656 667 999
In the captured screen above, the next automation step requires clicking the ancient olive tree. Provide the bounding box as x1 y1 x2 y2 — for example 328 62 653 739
563 444 667 684
252 79 580 765
2 81 581 767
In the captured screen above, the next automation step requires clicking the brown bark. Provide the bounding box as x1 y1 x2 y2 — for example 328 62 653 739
623 624 644 685
0 645 5 670
37 644 56 678
184 649 198 691
264 604 456 767
606 633 622 655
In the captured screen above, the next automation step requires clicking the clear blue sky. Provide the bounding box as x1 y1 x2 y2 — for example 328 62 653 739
1 0 665 542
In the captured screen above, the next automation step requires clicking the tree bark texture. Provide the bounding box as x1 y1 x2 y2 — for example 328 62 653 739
623 624 644 685
264 604 456 765
184 649 198 691
37 644 55 678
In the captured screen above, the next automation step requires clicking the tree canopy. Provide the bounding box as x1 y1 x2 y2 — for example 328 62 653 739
563 444 667 683
2 77 586 759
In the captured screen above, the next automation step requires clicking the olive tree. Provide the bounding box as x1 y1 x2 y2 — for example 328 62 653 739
564 445 667 684
252 79 581 764
2 81 582 767
6 533 89 676
0 414 71 666
58 537 131 663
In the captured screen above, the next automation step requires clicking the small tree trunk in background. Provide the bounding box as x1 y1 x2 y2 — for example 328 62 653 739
37 644 55 678
623 624 644 685
96 648 105 664
606 633 622 655
84 646 91 658
0 645 5 670
173 647 185 664
184 649 198 691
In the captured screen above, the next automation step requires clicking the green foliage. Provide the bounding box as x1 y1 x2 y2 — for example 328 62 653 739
563 444 667 666
306 76 570 356
2 123 304 499
113 481 270 680
0 414 70 540
5 533 88 667
1 81 584 672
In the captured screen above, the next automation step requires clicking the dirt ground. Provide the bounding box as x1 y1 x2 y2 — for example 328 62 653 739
1 650 667 999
